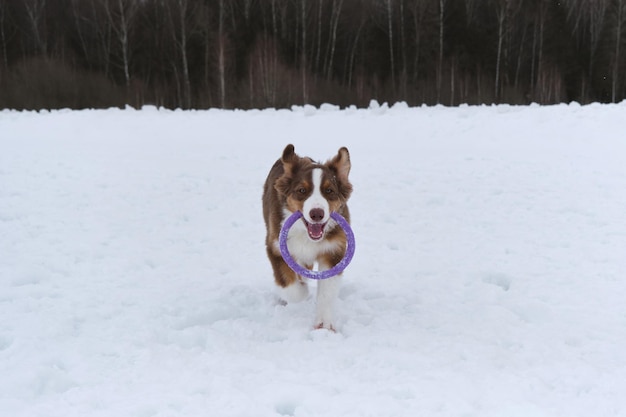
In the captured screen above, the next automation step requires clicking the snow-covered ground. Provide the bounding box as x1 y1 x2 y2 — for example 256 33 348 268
2 102 626 417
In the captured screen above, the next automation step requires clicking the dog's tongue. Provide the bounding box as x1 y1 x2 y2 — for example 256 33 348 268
307 222 324 240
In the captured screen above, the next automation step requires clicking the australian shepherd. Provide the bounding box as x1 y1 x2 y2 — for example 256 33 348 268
263 144 353 331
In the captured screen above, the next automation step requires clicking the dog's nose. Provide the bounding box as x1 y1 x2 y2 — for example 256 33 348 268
309 208 325 222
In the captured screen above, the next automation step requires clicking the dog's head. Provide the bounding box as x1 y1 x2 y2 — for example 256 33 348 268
275 144 352 241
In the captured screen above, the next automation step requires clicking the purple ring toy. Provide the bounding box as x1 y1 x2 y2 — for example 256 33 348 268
279 211 355 280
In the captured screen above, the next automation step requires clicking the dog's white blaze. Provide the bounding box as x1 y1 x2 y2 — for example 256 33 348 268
277 168 336 264
303 168 330 224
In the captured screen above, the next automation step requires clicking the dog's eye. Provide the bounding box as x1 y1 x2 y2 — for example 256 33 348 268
325 188 334 194
298 187 307 194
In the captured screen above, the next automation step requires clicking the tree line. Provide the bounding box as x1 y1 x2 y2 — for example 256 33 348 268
0 0 625 110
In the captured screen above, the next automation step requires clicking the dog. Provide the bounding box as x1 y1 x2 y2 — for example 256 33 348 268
263 144 353 331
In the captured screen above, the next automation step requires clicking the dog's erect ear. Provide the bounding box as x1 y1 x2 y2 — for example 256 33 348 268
275 144 299 196
327 147 352 200
328 147 351 182
281 144 298 165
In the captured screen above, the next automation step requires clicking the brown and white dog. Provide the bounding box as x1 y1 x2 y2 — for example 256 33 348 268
262 144 353 331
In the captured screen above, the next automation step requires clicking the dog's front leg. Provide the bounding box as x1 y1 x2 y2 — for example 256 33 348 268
314 274 341 331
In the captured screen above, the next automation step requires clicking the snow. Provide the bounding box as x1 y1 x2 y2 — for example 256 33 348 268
2 102 626 416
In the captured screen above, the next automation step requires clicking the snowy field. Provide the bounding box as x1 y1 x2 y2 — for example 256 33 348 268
2 102 626 417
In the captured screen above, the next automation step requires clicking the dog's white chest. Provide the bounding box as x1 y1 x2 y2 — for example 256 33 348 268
274 221 338 266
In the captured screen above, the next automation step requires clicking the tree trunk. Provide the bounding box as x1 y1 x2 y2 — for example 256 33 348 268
514 23 526 89
386 0 395 89
450 56 455 105
218 0 226 108
347 20 364 88
117 0 131 89
93 0 113 79
301 0 307 103
411 1 425 88
271 0 278 37
315 0 323 72
537 5 545 102
24 0 47 56
437 0 445 103
613 0 624 103
177 0 191 109
495 5 505 101
0 1 8 73
399 0 407 96
201 4 211 106
71 0 91 67
326 0 343 81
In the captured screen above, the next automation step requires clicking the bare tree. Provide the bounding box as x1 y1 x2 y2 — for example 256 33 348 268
270 0 278 37
565 0 609 100
166 0 195 108
217 0 227 108
325 0 344 80
530 1 548 100
437 0 446 103
242 0 254 22
513 20 527 90
249 35 281 107
494 0 514 101
314 0 324 72
180 0 193 109
408 0 429 88
398 0 408 94
23 0 47 55
75 0 114 79
102 0 138 90
613 0 626 102
70 0 113 74
346 9 366 88
0 0 10 73
301 0 308 103
385 0 395 88
464 0 478 25
586 1 608 97
71 0 91 66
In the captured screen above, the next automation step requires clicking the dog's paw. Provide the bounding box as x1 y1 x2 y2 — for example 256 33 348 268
314 322 336 332
274 296 288 306
309 325 342 341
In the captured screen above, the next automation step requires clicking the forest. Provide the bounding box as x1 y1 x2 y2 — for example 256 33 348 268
1 0 625 110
